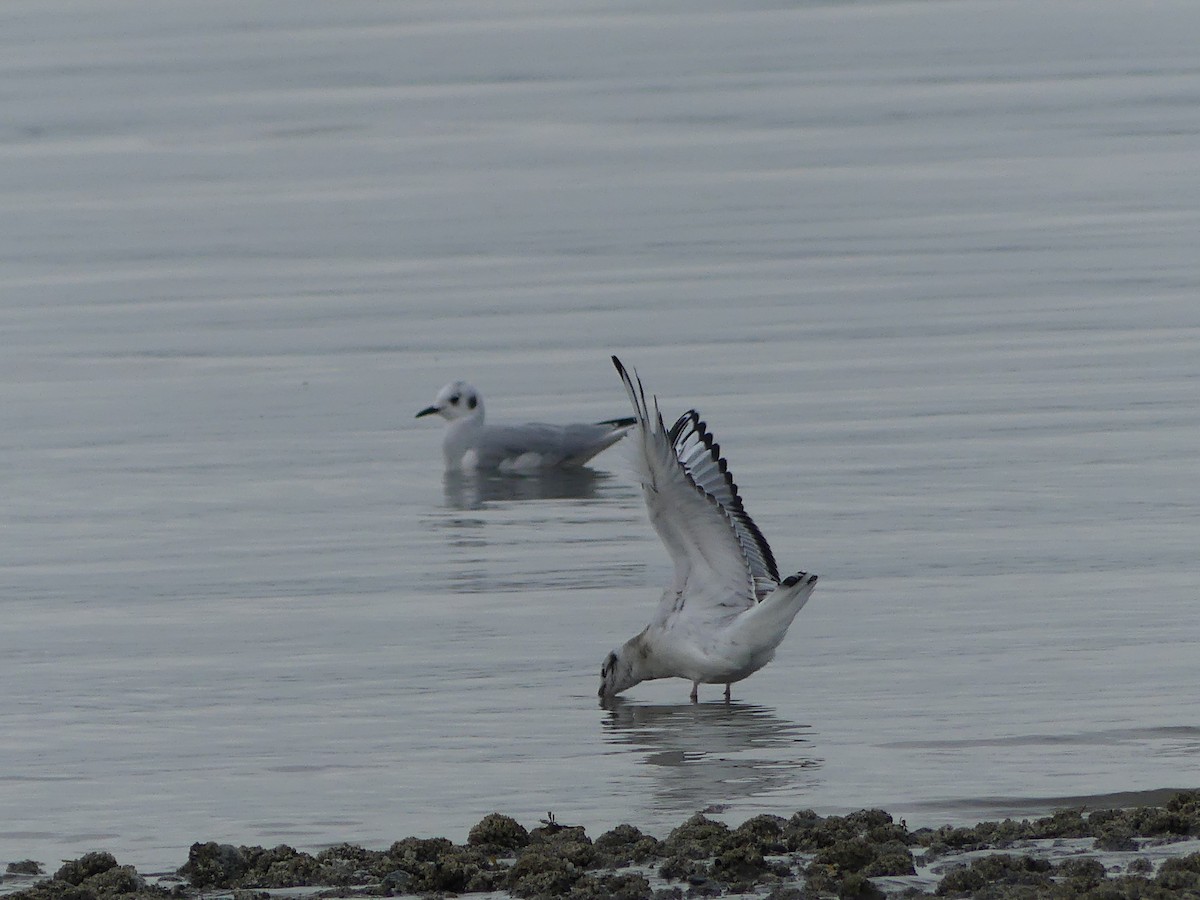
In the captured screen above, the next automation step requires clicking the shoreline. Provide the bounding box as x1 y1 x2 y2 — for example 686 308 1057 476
3 790 1199 899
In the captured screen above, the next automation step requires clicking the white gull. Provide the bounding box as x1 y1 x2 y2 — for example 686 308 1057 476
599 357 819 702
416 380 635 473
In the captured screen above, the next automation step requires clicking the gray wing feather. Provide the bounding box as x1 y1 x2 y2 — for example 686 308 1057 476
667 411 780 597
476 421 630 467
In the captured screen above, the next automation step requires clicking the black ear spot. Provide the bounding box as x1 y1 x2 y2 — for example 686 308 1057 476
601 652 617 679
467 395 477 410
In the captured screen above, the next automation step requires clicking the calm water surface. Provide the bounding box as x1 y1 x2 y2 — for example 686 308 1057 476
3 0 1199 873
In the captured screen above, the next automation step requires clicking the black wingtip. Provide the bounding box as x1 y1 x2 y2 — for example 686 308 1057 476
782 572 818 588
668 409 781 583
611 355 636 399
612 355 651 427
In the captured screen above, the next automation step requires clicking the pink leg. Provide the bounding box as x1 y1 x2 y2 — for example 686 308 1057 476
689 682 698 703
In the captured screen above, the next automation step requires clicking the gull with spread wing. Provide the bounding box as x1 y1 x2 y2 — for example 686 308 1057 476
416 380 635 473
599 357 818 702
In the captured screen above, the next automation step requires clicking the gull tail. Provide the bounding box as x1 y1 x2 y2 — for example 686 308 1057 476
731 572 818 649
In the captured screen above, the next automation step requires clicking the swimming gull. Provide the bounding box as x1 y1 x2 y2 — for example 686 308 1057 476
416 380 635 473
599 357 819 702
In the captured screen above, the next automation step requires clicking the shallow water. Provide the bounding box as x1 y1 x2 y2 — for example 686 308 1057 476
3 0 1199 874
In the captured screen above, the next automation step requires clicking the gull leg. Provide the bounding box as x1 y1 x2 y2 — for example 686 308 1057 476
724 683 731 702
689 682 698 703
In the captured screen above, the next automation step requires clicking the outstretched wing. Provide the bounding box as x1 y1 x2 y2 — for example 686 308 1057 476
612 356 776 623
668 410 780 598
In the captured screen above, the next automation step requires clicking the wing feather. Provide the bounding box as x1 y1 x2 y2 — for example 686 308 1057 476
612 356 775 621
478 421 630 468
668 410 780 596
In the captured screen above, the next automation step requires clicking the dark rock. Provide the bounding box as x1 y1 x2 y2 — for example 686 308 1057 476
682 877 721 898
314 842 379 876
734 814 789 854
386 836 454 863
1093 819 1138 851
1128 806 1195 839
1166 790 1200 812
708 843 782 888
1155 851 1200 891
846 809 907 839
178 842 247 888
381 839 500 894
468 813 531 852
802 862 840 895
309 843 376 887
6 862 43 876
594 824 663 866
659 855 706 883
505 849 581 898
239 844 321 887
527 824 595 870
569 871 652 899
935 853 1052 896
762 887 805 900
663 814 732 859
2 882 95 900
1126 857 1153 875
379 869 411 893
464 862 506 893
917 818 1032 860
805 831 914 880
1055 856 1107 890
785 809 836 852
55 854 119 886
1028 808 1090 839
837 872 886 900
786 808 913 856
84 867 144 895
4 853 165 900
863 841 916 877
813 837 876 874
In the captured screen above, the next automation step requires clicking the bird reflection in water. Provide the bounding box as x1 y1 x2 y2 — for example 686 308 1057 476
442 467 609 510
432 467 634 594
600 698 822 813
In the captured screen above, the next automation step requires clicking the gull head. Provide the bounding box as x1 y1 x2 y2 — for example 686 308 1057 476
598 647 638 699
415 381 483 423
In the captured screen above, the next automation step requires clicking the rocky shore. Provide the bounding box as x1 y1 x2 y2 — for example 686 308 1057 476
4 791 1199 899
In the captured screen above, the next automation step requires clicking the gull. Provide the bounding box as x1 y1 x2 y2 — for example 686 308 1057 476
416 380 635 473
599 357 818 703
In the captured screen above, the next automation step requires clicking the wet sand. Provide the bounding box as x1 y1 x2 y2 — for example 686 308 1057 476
4 791 1199 899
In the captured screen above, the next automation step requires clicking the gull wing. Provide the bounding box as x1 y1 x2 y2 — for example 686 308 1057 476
668 410 780 598
613 357 775 623
475 420 632 469
558 418 635 466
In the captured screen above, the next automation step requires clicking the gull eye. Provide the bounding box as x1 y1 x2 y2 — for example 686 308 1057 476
448 394 460 405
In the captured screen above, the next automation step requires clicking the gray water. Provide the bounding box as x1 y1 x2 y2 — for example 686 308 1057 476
3 0 1199 875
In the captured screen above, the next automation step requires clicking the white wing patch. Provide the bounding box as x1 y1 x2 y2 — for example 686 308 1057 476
459 448 481 471
498 452 544 473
